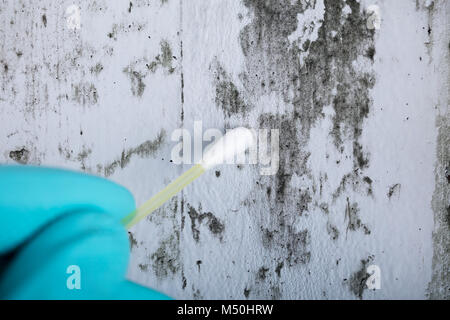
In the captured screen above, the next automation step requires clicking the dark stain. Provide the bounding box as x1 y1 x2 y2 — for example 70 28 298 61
326 222 340 241
271 286 282 300
196 260 202 272
182 271 187 290
348 255 374 299
104 129 165 177
122 67 146 97
387 183 401 199
107 22 146 41
2 61 8 74
257 266 269 280
192 286 202 300
41 14 47 27
211 59 249 117
363 176 373 196
275 261 284 277
138 263 148 271
77 147 92 171
150 232 180 279
236 2 376 263
333 172 373 200
187 204 225 242
9 148 30 164
243 287 251 298
215 170 221 177
90 63 104 75
365 46 375 61
262 226 310 267
71 82 99 105
128 231 138 250
123 40 175 97
128 1 133 13
345 197 370 235
146 40 175 74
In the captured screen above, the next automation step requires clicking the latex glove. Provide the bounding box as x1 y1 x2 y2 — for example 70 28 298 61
0 165 170 300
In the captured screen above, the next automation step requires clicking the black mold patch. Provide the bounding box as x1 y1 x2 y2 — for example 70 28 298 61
71 82 99 105
9 148 30 164
238 1 376 267
387 183 401 199
243 287 251 298
348 255 374 299
187 204 225 242
257 266 269 280
326 222 340 241
270 286 282 300
122 67 146 97
262 226 310 267
107 22 146 41
333 172 373 200
146 40 175 74
138 263 148 271
77 147 92 171
41 14 47 27
211 60 250 117
128 231 138 250
150 232 180 279
90 63 104 75
123 40 175 97
345 197 370 235
275 261 284 277
104 129 165 176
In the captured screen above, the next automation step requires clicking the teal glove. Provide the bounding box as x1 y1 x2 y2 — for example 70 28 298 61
0 165 171 300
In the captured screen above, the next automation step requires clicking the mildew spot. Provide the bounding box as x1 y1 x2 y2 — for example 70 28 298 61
138 263 148 271
41 14 47 27
123 40 175 97
9 148 30 164
187 204 225 242
387 183 401 199
275 261 284 277
243 287 251 298
345 197 370 235
150 231 180 279
90 63 104 75
107 21 147 40
257 266 269 280
128 231 138 250
348 255 374 299
103 129 165 177
326 222 340 240
71 82 99 105
262 226 311 266
211 59 249 117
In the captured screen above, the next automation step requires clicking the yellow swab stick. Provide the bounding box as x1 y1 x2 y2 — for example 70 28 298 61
121 127 255 229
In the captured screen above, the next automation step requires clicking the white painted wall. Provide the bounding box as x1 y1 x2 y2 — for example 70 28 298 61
0 0 448 299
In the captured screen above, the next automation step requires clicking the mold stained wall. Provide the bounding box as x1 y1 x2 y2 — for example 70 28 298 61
0 0 448 299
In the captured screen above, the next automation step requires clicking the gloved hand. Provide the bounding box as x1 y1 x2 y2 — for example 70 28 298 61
0 165 170 300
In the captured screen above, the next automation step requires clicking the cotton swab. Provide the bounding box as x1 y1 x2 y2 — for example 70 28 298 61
121 127 255 229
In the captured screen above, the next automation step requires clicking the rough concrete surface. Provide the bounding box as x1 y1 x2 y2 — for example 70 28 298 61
0 0 448 299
